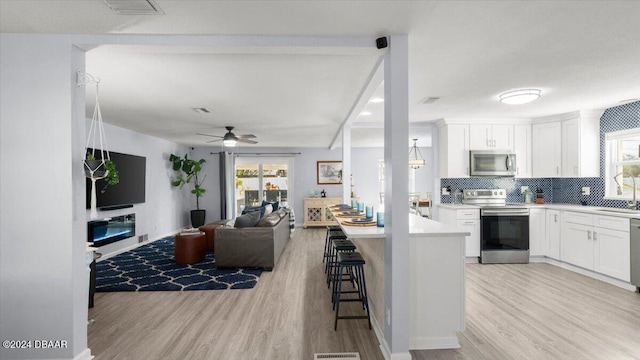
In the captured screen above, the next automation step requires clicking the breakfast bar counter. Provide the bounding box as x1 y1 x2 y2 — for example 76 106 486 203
332 209 469 350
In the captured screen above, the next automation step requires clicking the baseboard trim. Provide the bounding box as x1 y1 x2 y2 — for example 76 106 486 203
544 257 636 291
465 256 479 263
390 352 412 360
410 334 460 350
370 311 391 360
74 348 94 360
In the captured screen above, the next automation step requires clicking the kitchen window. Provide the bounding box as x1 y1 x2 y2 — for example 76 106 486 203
605 128 640 199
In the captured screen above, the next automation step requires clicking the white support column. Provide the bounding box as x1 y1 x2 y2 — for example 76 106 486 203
342 125 352 204
383 35 411 358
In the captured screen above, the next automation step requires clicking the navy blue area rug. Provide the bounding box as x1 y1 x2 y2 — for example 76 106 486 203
96 237 262 291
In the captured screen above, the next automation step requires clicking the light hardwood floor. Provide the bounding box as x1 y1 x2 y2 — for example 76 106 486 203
89 228 640 360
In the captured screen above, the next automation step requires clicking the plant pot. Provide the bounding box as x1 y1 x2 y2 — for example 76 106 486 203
190 209 206 228
84 159 107 179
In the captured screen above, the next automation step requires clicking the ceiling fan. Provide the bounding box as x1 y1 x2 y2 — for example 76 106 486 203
197 126 258 146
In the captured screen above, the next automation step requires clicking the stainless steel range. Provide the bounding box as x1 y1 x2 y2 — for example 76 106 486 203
463 189 530 264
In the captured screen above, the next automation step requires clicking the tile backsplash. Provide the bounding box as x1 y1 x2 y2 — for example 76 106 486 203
441 101 640 207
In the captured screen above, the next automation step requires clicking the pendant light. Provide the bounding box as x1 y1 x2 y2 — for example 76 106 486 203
409 139 425 169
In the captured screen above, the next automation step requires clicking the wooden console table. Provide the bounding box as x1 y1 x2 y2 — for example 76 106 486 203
303 197 341 228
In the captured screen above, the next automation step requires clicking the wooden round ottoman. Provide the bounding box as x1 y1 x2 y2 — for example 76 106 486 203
174 233 206 264
199 224 223 252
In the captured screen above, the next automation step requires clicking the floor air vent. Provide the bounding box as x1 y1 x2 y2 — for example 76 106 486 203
314 353 361 360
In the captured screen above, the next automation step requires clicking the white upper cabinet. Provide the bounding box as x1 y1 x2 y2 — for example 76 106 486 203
513 124 532 178
561 111 602 177
532 110 603 178
532 121 562 177
439 123 470 178
469 124 514 150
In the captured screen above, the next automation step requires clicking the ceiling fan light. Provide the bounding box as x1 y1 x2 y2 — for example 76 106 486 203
499 89 541 105
223 139 237 147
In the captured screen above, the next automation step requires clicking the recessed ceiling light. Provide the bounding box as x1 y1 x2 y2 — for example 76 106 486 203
360 111 372 116
369 97 384 103
192 107 210 114
499 89 541 105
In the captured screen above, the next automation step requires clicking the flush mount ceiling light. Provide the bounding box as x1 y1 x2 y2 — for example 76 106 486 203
360 111 372 116
409 139 425 169
499 89 541 105
369 97 384 103
192 107 210 114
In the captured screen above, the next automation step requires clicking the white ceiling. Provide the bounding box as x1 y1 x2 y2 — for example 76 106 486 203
2 1 640 148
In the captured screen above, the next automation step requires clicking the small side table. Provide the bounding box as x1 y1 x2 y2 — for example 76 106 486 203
199 224 224 252
175 233 206 264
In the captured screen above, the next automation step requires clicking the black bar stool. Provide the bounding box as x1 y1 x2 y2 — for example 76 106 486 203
326 239 355 286
333 251 371 330
323 226 345 264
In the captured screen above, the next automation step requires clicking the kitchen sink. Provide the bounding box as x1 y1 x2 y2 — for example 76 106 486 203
595 208 640 214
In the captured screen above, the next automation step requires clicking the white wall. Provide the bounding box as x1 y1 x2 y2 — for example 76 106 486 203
1 34 80 360
193 146 435 226
88 122 190 256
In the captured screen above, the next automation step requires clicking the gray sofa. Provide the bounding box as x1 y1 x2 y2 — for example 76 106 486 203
214 210 291 270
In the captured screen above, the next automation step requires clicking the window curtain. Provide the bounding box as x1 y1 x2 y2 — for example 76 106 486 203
219 151 236 219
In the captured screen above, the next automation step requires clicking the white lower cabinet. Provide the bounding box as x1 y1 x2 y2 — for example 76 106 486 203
593 227 631 281
546 210 561 260
438 207 480 258
560 211 630 281
529 208 546 256
561 222 593 269
457 219 480 257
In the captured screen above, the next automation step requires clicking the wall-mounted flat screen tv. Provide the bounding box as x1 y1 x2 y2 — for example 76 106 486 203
85 150 146 209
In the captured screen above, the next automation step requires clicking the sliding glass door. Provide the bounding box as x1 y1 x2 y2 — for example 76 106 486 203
235 157 293 214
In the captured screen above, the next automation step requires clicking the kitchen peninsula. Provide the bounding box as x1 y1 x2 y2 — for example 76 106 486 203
332 209 470 350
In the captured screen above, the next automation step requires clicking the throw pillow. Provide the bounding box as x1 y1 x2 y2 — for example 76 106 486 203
262 200 279 211
234 211 261 228
242 205 267 218
264 204 273 217
256 212 281 227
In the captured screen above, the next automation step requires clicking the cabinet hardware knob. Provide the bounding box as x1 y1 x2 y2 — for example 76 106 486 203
587 230 592 240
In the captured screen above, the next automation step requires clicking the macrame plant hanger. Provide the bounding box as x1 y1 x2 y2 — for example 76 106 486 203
79 72 111 219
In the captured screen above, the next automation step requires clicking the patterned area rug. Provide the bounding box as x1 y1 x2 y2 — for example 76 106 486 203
96 237 262 291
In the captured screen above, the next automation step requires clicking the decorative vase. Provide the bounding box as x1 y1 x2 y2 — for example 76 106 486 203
190 209 206 228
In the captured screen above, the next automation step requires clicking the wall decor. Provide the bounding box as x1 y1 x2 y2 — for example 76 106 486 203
317 161 342 185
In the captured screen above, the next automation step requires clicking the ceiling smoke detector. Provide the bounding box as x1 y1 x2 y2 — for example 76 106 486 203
420 97 440 104
102 0 164 15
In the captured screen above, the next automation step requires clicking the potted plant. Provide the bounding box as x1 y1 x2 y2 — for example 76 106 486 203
84 151 119 219
84 151 119 192
169 154 207 227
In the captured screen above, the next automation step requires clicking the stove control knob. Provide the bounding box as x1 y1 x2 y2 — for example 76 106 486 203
493 191 497 195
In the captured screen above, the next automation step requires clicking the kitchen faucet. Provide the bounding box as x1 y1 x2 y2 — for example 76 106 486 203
614 172 638 209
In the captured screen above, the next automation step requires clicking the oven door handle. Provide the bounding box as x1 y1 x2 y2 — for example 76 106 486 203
481 210 529 216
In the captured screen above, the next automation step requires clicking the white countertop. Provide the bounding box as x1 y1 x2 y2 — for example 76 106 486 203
438 202 640 218
332 210 470 238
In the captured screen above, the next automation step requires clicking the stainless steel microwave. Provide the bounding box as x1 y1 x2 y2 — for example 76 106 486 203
469 150 517 177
